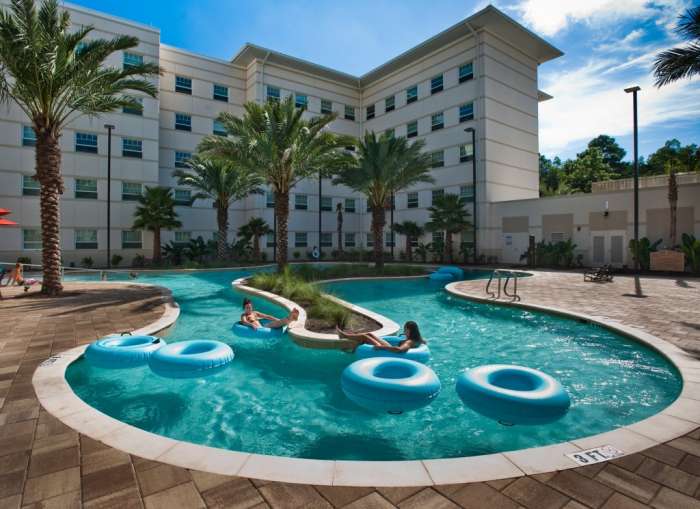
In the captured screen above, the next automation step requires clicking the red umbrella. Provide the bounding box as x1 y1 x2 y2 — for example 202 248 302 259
0 208 10 216
0 218 17 226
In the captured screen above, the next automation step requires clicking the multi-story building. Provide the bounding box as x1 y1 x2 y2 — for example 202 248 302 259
18 2 690 268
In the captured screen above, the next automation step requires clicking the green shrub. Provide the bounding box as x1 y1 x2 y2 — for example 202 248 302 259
110 254 123 267
81 257 94 269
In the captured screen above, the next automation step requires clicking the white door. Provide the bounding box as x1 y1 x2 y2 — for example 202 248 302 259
501 233 529 264
590 232 626 267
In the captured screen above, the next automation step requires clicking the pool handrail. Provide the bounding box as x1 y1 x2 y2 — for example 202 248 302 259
486 269 521 301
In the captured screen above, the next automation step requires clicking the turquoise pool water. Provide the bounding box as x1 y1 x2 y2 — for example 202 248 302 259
65 268 682 460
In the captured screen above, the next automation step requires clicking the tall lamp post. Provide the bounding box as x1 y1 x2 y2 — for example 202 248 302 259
624 86 640 272
390 192 395 259
318 168 322 259
464 127 477 263
104 124 115 269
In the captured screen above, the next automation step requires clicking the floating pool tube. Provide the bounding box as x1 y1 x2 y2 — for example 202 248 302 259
437 266 464 279
85 335 165 369
355 336 431 364
429 271 455 282
148 340 234 379
341 358 441 414
232 320 287 338
456 364 571 425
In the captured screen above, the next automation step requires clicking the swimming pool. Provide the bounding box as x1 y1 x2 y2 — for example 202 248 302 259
65 268 682 461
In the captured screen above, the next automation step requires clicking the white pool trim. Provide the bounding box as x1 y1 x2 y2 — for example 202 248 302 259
32 273 700 487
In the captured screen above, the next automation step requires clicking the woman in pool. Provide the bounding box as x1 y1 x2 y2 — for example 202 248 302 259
336 321 426 353
240 298 299 330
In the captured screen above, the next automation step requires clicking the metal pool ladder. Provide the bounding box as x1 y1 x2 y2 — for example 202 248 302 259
485 269 521 301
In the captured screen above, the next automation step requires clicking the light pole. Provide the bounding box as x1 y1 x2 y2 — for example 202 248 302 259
104 124 115 269
624 86 640 272
318 168 322 259
464 127 477 263
390 192 395 260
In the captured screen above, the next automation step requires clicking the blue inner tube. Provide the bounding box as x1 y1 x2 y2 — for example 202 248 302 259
341 358 441 414
429 271 455 281
149 340 234 379
456 364 571 425
437 266 464 278
232 320 287 338
85 335 165 369
355 336 431 364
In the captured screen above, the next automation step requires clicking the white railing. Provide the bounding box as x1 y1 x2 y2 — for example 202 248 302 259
0 261 129 281
591 172 700 193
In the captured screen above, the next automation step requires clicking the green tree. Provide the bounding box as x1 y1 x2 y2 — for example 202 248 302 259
425 194 473 263
645 139 700 176
132 187 181 264
333 132 433 268
653 6 700 87
562 147 614 193
587 135 630 176
238 217 272 261
0 0 159 295
198 96 353 270
539 154 566 196
173 155 263 260
392 221 424 262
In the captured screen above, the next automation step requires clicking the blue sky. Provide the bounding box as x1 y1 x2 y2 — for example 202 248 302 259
69 0 700 161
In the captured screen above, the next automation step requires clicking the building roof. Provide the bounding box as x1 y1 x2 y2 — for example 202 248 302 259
230 5 563 88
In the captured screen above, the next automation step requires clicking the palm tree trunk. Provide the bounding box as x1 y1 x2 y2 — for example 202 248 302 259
216 202 228 260
337 209 343 254
668 171 678 247
253 234 261 260
153 227 161 264
275 190 290 270
371 206 385 268
35 131 64 296
445 231 453 263
406 238 413 262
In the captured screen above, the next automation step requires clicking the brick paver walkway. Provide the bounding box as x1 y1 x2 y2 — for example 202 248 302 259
1 273 700 508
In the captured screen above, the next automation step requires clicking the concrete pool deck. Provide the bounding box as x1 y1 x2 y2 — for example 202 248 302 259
2 272 700 507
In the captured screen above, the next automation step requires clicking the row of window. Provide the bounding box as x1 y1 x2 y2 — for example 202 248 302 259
22 127 144 158
22 228 142 250
173 113 227 135
171 73 230 102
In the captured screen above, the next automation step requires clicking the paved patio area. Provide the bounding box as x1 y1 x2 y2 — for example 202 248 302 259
1 273 700 508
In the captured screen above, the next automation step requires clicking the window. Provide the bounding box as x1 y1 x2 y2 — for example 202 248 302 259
267 86 280 102
431 189 444 205
75 178 97 199
460 185 474 201
122 97 143 116
75 229 98 249
122 138 142 158
459 102 474 123
122 230 142 249
320 232 333 247
321 196 333 211
459 62 474 83
385 128 395 138
175 76 192 94
294 194 308 210
406 120 418 138
366 104 375 120
23 229 41 250
22 126 36 146
385 231 395 247
75 132 97 153
123 52 143 69
344 105 355 121
121 182 142 201
174 189 192 206
431 74 443 94
266 232 275 248
213 119 227 136
175 151 191 168
174 231 191 244
406 85 418 104
213 84 228 102
22 175 40 196
432 231 444 244
344 232 356 248
550 232 566 243
460 143 474 162
175 113 192 131
431 112 444 131
295 93 308 109
366 233 374 247
407 191 419 208
266 191 275 208
431 150 444 168
294 232 307 248
321 99 332 114
385 95 395 113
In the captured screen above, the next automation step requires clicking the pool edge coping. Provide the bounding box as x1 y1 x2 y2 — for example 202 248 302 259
31 274 700 487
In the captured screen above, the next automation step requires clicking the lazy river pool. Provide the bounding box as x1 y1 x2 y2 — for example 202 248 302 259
65 268 682 460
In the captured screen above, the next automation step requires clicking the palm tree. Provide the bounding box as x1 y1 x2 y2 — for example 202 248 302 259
198 96 353 270
426 194 472 263
0 0 160 295
132 187 181 264
333 133 433 268
653 6 700 87
238 217 272 260
666 162 679 247
392 221 424 262
336 202 344 255
173 155 262 260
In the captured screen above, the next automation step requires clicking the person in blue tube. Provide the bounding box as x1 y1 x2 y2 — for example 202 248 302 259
240 298 299 330
336 321 426 353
